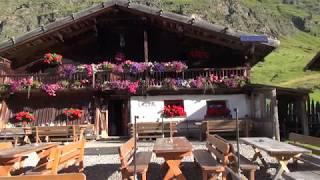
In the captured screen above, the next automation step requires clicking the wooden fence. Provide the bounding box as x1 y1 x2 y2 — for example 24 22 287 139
307 99 320 136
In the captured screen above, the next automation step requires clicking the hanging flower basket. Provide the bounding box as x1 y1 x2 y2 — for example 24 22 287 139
43 53 63 66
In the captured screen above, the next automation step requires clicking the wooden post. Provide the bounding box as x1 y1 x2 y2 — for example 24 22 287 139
144 30 148 62
250 92 256 120
94 99 100 139
271 89 280 141
100 103 108 138
299 96 309 135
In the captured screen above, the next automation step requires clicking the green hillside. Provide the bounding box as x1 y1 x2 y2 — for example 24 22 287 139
0 0 319 99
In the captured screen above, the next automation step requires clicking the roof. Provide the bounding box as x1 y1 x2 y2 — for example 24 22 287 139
0 0 280 68
304 51 320 71
245 83 311 96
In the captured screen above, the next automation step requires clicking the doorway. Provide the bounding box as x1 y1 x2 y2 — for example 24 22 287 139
108 99 129 136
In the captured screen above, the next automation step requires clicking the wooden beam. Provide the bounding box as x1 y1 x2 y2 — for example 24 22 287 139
144 30 149 62
54 33 64 43
299 96 309 135
271 89 280 141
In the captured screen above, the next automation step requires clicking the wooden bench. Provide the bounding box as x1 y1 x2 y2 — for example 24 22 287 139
193 134 230 180
289 133 320 172
0 128 29 146
27 140 85 175
200 119 250 141
118 138 152 180
33 125 83 143
0 173 86 180
194 134 258 180
130 122 178 140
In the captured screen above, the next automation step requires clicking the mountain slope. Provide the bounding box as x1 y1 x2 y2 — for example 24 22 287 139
0 0 319 98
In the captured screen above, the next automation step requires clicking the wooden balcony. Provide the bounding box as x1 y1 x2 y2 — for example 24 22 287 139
0 67 249 90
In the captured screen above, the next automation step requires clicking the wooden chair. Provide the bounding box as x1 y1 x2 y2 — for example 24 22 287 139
25 147 60 175
217 136 259 180
193 134 231 180
130 122 177 140
0 173 86 180
27 139 85 175
118 138 152 180
0 142 12 150
200 119 250 141
56 139 85 172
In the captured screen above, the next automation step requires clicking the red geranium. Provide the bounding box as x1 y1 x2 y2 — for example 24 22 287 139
206 107 230 117
43 53 63 65
15 111 35 124
162 105 186 118
63 108 82 120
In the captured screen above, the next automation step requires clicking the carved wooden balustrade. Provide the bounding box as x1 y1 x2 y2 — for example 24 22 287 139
0 67 249 89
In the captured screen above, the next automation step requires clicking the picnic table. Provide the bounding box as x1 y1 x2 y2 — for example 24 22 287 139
241 137 311 180
283 170 320 180
153 137 192 180
0 143 58 176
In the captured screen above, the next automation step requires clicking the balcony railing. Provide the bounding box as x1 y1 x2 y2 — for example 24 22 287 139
0 67 249 89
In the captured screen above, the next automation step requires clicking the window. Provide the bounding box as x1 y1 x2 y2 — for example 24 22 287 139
205 100 230 118
164 100 184 107
162 100 186 117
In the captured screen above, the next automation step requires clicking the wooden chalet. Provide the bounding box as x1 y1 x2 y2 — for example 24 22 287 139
304 51 320 71
0 0 308 139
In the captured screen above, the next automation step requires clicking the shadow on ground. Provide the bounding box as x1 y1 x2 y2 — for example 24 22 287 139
84 164 120 180
85 147 118 155
147 162 202 180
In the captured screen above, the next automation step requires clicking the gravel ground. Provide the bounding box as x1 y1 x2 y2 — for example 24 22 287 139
81 140 314 180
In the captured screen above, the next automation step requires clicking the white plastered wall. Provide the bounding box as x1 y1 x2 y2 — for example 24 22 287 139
130 94 251 122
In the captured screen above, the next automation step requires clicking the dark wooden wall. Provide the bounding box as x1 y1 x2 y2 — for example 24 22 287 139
3 92 94 126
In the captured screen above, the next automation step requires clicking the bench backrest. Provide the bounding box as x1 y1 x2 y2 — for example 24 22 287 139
118 138 135 169
0 142 12 150
204 120 247 131
0 173 86 180
131 122 177 136
206 134 231 165
33 126 74 137
34 147 60 174
0 128 25 135
132 122 177 131
57 139 85 167
289 133 320 147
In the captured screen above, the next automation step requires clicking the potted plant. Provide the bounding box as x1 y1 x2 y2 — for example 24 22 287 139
63 108 83 123
14 111 35 127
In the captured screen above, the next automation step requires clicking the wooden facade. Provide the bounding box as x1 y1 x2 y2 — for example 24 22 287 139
0 0 310 139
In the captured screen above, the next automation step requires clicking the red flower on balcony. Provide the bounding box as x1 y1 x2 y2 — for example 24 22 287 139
162 105 186 118
15 111 35 124
43 53 63 65
63 108 83 120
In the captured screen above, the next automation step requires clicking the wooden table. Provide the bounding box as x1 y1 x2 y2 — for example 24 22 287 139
0 143 58 176
153 137 192 180
283 170 320 180
241 137 311 180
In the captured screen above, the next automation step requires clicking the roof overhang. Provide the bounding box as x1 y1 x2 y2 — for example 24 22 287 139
0 0 280 68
